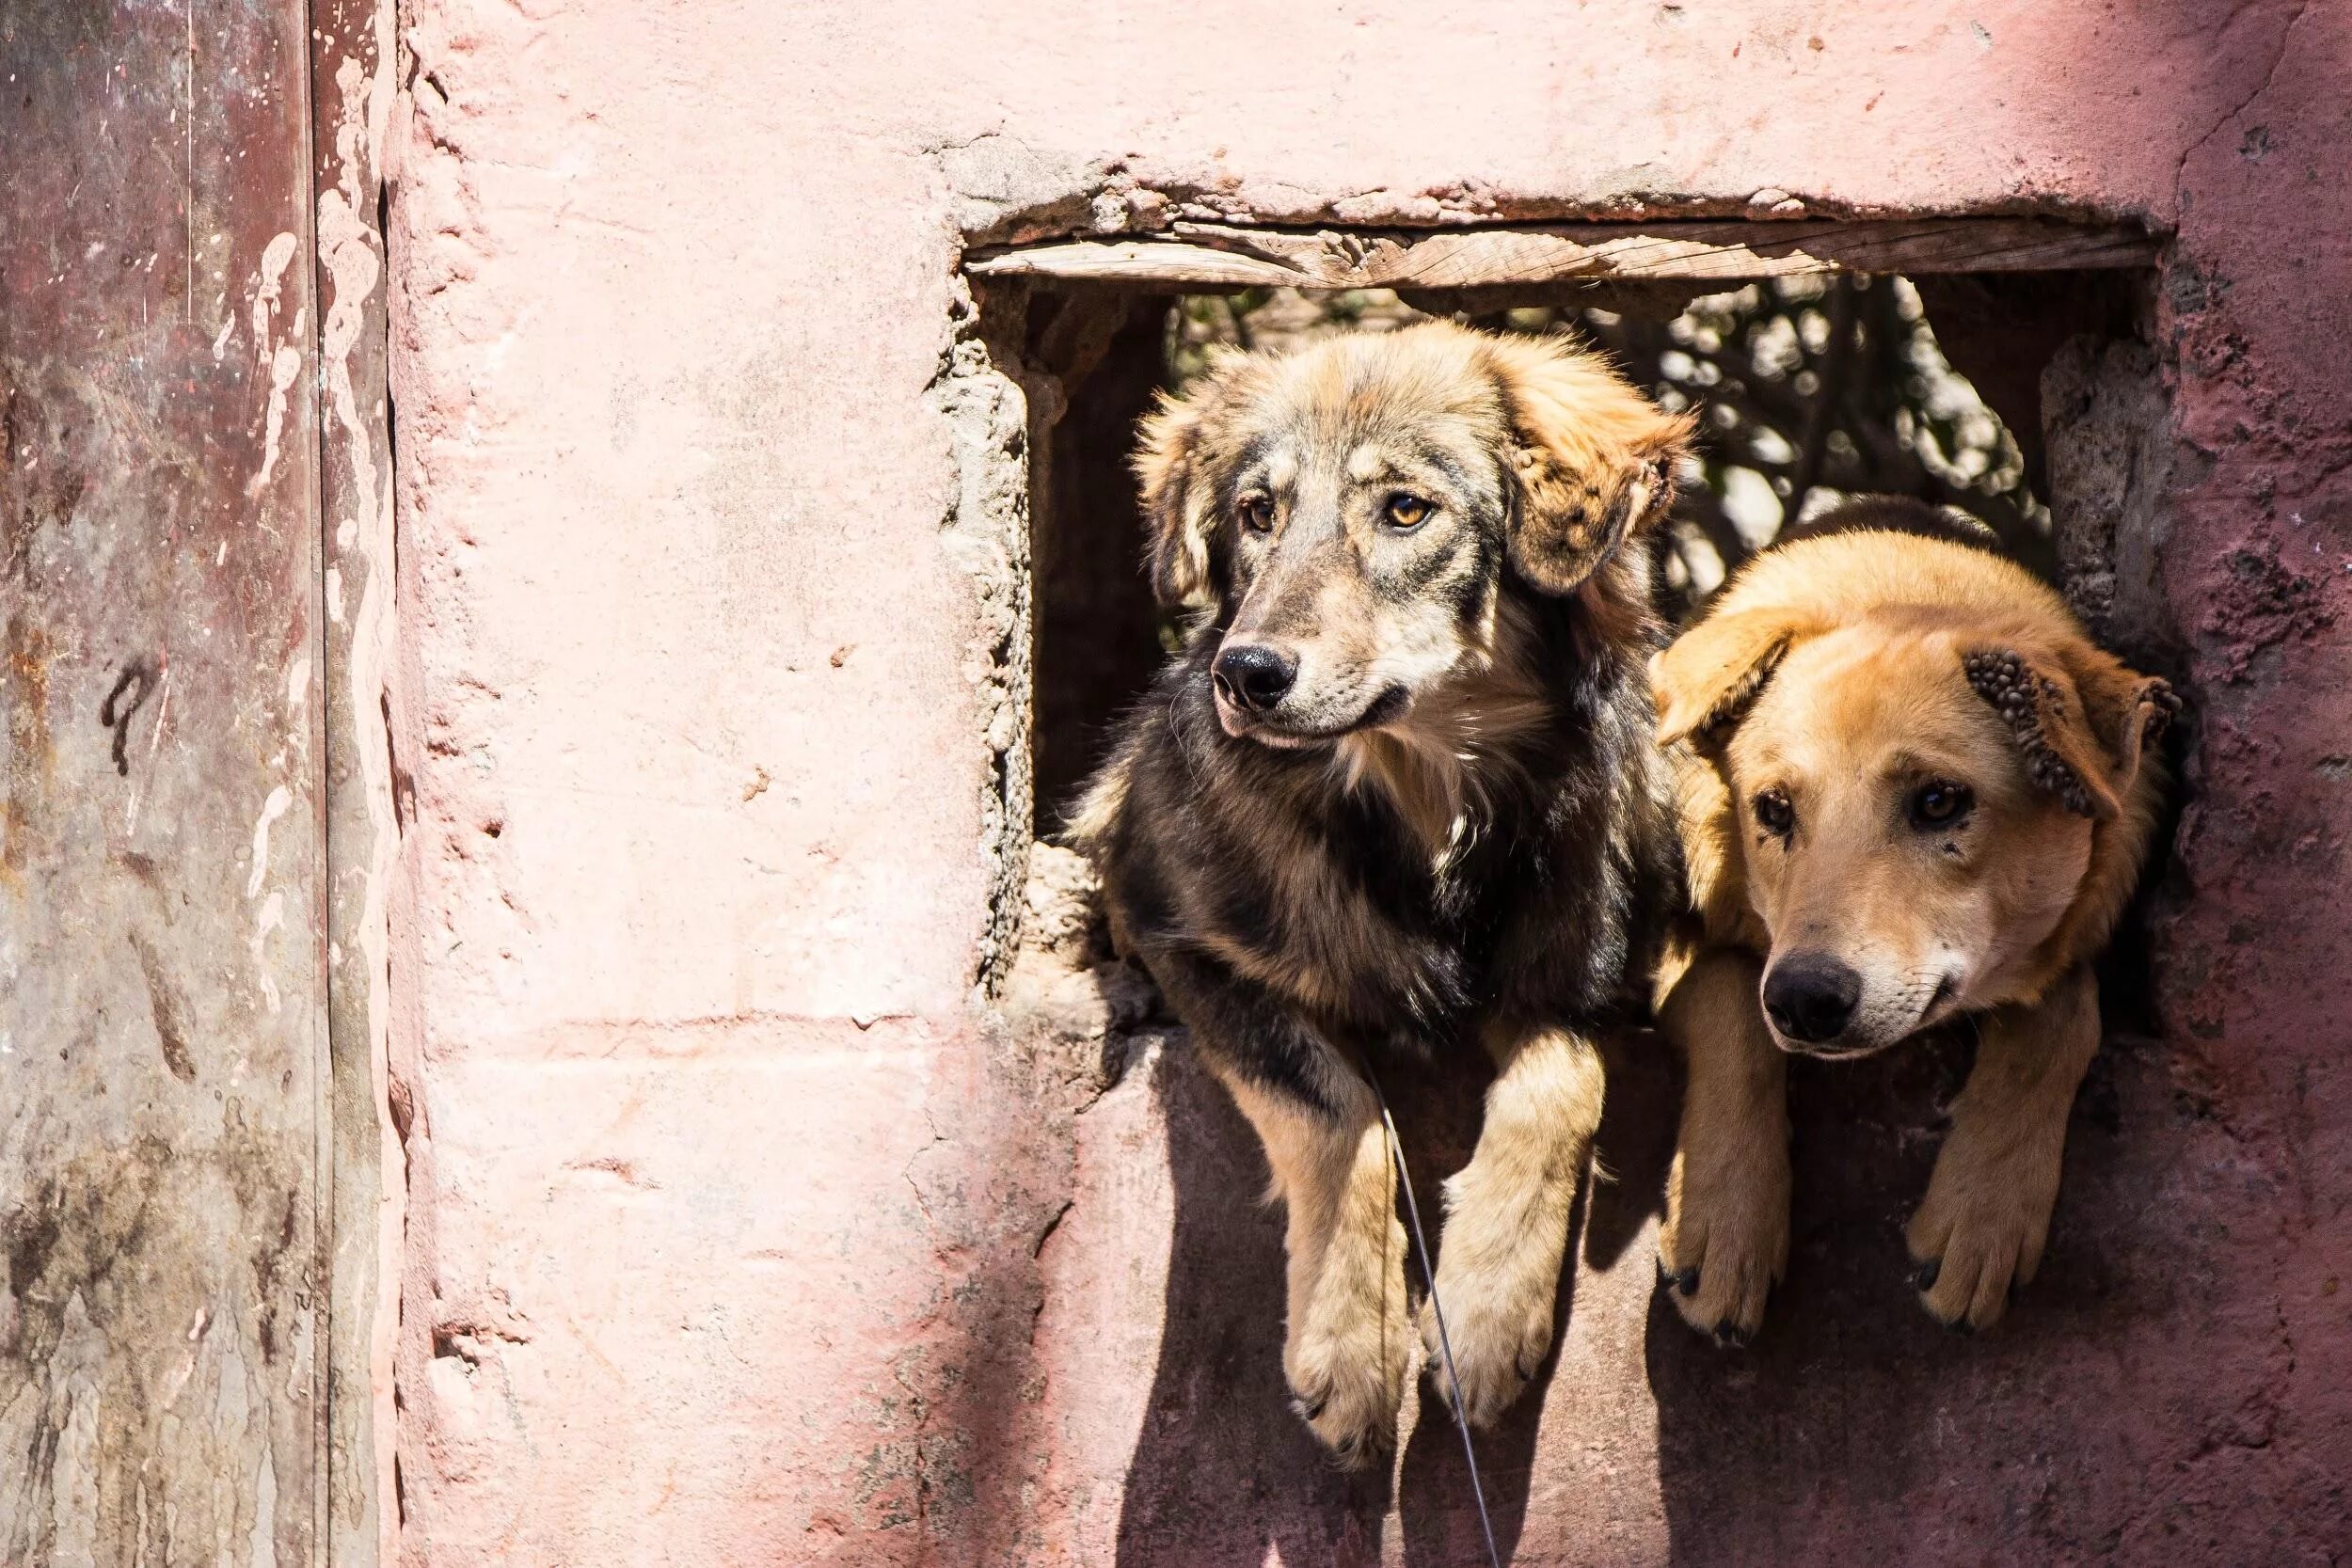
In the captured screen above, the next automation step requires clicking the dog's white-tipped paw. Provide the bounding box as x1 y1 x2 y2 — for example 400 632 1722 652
1285 1307 1407 1467
1416 1268 1553 1428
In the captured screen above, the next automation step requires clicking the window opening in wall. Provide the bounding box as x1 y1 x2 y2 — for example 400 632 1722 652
1019 257 2139 833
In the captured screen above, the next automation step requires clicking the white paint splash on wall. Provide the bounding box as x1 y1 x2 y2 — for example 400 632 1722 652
247 1444 278 1568
247 784 293 899
249 230 297 349
251 892 287 1017
248 344 305 499
246 232 304 499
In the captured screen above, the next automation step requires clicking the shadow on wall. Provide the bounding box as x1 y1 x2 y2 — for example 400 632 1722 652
1103 1011 2173 1565
1106 1041 1397 1566
1642 1037 2191 1567
1108 1030 1680 1567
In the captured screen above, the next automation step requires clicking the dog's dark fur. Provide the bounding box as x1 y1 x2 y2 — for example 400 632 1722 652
1071 322 1691 1461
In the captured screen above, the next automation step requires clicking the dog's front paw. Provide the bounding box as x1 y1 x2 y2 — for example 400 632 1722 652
1416 1255 1553 1429
1659 1134 1789 1347
1285 1297 1407 1467
1906 1125 2062 1332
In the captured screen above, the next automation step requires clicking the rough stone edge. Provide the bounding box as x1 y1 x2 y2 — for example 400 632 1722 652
927 274 1039 1003
935 130 2177 253
2045 331 2181 671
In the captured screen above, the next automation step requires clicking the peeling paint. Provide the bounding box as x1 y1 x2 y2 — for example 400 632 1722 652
245 230 305 499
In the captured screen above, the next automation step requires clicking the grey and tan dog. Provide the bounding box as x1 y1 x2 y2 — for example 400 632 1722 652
1072 322 1691 1462
1651 499 2177 1339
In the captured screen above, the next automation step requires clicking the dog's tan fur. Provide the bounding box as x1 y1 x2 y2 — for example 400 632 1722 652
1076 323 1689 1459
1651 500 2176 1336
1426 1018 1610 1420
1220 1072 1412 1456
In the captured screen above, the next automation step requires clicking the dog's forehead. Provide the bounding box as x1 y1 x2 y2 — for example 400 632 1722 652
1219 337 1504 461
1737 627 1998 779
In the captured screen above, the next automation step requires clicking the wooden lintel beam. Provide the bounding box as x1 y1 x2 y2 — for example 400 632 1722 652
967 217 2161 292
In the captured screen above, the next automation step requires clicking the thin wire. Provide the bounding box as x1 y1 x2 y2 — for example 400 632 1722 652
1371 1078 1504 1568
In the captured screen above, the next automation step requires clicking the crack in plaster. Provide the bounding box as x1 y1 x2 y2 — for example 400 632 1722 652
2173 0 2311 214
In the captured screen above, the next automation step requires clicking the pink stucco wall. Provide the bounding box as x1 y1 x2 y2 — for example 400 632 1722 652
380 3 2351 1562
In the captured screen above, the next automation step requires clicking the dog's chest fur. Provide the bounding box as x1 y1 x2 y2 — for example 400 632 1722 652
1087 609 1668 1066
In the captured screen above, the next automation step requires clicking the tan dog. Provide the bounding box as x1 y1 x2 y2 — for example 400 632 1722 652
1650 499 2177 1338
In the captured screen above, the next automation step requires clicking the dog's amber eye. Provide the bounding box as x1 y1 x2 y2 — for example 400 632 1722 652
1384 493 1432 530
1752 789 1795 837
1909 781 1975 829
1240 496 1276 534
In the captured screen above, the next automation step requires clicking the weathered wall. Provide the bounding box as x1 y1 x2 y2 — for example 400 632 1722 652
0 3 330 1562
379 2 2351 1564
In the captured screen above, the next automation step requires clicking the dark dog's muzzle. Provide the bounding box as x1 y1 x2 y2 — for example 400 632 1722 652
1213 641 1298 713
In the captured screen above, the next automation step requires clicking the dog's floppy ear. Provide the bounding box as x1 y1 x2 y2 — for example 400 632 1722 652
1652 608 1807 748
1486 335 1694 594
1132 356 1245 610
1963 645 2180 819
2069 649 2182 805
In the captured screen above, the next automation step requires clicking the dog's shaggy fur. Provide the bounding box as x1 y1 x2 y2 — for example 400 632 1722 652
1650 498 2177 1338
1071 322 1691 1462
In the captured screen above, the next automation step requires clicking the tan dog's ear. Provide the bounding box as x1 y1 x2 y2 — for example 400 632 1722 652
1963 646 2178 819
2059 651 2184 800
2107 673 2183 793
1486 335 1694 594
1132 356 1246 610
1132 394 1212 609
1652 608 1806 748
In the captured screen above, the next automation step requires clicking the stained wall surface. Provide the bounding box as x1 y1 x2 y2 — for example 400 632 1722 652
379 3 2352 1563
1 3 329 1561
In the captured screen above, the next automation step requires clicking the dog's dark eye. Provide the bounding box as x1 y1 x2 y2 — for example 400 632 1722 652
1240 496 1276 534
1384 493 1432 530
1753 788 1795 838
1909 781 1974 829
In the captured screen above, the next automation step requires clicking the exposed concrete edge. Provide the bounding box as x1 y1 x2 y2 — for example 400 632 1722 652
931 131 2184 254
926 275 1038 1003
968 216 2163 293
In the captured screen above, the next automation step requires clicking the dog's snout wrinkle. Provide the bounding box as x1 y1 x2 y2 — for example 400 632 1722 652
1762 950 1861 1045
1214 641 1299 713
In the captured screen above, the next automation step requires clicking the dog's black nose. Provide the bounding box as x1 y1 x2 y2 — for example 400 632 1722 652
1762 951 1862 1044
1213 642 1297 712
